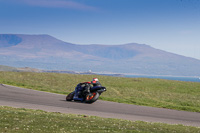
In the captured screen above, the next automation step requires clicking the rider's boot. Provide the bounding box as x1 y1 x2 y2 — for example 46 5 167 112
73 88 84 101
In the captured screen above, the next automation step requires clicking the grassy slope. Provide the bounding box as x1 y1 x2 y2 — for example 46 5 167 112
1 106 200 133
0 65 18 71
0 71 200 112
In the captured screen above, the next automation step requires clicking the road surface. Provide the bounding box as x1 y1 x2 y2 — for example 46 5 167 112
0 84 200 127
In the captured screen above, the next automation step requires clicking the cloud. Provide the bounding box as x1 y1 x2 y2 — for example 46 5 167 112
18 0 97 11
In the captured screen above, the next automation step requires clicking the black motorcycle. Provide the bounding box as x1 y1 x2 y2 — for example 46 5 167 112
66 82 106 103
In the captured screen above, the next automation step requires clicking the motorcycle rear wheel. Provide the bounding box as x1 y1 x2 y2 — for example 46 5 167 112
66 92 75 101
85 92 99 104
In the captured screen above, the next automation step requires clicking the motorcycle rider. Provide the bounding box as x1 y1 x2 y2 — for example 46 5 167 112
91 78 101 87
73 78 101 101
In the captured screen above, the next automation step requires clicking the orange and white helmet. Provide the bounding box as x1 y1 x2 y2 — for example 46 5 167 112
92 78 99 82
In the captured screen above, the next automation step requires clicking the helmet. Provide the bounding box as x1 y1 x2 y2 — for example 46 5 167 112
92 78 99 82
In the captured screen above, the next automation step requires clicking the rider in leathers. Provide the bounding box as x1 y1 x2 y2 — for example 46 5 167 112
73 78 101 101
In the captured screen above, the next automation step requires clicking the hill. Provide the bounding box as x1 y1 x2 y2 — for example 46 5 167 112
0 65 43 73
0 34 200 76
0 65 18 71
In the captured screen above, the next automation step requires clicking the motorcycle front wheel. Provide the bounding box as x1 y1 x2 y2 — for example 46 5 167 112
66 92 75 101
85 92 99 104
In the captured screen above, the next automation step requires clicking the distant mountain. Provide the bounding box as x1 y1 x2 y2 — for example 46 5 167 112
0 34 22 48
1 34 200 76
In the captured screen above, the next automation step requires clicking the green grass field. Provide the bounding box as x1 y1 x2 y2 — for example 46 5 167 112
1 106 200 133
0 71 200 112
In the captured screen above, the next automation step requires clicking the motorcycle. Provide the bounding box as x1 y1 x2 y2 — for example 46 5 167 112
66 82 106 103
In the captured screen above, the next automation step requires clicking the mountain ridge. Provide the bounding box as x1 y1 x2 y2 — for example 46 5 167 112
0 34 200 76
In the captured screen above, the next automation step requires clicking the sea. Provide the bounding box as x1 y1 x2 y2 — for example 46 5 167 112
125 75 200 82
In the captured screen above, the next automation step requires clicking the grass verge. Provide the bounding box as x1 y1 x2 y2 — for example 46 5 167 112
0 71 200 112
0 106 200 133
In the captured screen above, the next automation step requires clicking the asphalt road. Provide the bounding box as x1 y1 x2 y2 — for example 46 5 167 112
0 84 200 127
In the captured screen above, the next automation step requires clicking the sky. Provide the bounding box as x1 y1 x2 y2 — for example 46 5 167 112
0 0 200 59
